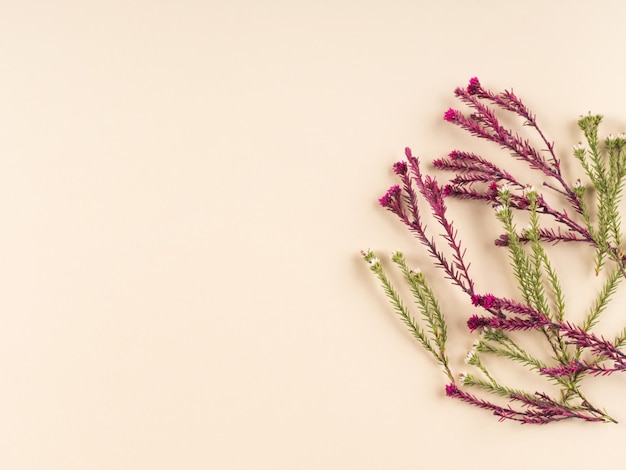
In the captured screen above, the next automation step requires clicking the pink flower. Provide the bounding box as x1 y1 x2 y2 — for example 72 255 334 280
471 293 498 309
483 294 497 309
392 161 407 175
467 315 491 331
445 383 459 397
378 185 401 208
467 77 481 95
540 361 586 378
443 108 460 122
448 150 462 160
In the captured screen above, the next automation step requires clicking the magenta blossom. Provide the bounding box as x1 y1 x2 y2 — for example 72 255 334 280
467 77 481 95
445 383 459 397
471 293 499 309
443 108 460 122
467 315 492 332
378 184 401 208
392 161 407 175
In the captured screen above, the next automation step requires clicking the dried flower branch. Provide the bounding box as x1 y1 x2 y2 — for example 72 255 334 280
363 77 626 424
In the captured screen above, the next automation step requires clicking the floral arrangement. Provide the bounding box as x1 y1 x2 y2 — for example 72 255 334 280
362 77 626 424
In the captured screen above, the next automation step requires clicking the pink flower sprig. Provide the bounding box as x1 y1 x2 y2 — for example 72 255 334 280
470 292 554 321
445 383 605 424
441 183 498 203
495 228 588 247
467 314 552 332
475 295 545 316
445 383 523 423
558 323 626 365
379 148 475 295
540 360 626 378
509 392 606 423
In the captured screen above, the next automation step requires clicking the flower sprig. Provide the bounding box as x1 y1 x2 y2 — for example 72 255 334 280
363 77 626 424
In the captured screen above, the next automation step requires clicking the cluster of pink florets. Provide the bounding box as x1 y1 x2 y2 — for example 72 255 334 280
392 161 407 175
471 293 498 309
378 184 401 208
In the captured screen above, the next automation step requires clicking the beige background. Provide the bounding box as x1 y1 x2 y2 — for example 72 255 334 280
2 1 626 468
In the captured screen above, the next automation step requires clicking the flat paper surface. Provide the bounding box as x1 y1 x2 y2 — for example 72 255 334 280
1 1 625 468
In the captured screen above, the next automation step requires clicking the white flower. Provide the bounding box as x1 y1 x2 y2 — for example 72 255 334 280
573 142 585 151
494 204 506 214
618 133 626 139
574 179 584 189
464 350 475 364
499 183 512 194
524 185 536 195
368 257 380 265
459 373 468 385
607 134 616 141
